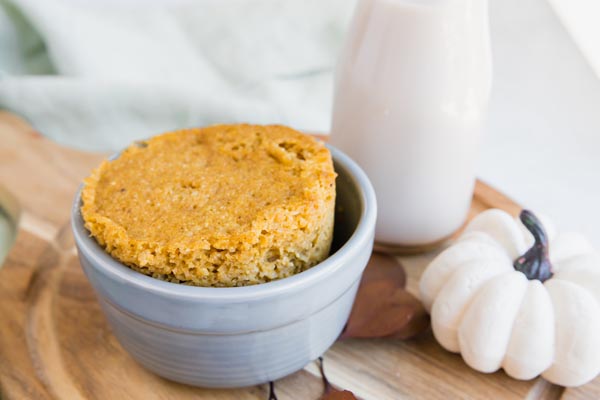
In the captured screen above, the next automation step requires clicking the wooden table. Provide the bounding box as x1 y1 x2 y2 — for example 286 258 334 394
0 112 597 399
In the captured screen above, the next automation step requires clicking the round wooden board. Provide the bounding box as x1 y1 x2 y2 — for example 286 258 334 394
0 112 590 399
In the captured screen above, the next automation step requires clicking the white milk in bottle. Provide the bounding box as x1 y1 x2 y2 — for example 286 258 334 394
330 0 492 249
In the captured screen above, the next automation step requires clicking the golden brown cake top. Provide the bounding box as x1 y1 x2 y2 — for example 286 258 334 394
81 124 336 251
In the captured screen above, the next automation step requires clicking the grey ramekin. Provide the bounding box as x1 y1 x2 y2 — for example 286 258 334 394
71 144 376 388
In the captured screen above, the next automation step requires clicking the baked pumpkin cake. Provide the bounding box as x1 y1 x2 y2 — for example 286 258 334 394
81 124 336 287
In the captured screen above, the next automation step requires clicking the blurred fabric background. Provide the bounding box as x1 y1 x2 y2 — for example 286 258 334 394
0 0 354 150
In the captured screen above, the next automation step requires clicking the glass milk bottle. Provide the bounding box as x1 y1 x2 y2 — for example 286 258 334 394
330 0 492 251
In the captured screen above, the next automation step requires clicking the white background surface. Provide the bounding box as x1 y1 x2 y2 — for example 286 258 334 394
480 0 600 248
548 0 600 78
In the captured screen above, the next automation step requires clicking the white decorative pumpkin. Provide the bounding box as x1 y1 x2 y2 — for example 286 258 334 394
419 209 600 387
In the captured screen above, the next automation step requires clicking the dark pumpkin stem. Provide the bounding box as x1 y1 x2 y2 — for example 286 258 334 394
513 210 553 282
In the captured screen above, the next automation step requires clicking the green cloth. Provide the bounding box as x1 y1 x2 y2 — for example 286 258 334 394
0 209 15 268
0 0 354 151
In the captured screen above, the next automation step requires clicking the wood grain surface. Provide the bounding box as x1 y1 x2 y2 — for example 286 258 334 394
0 111 596 399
